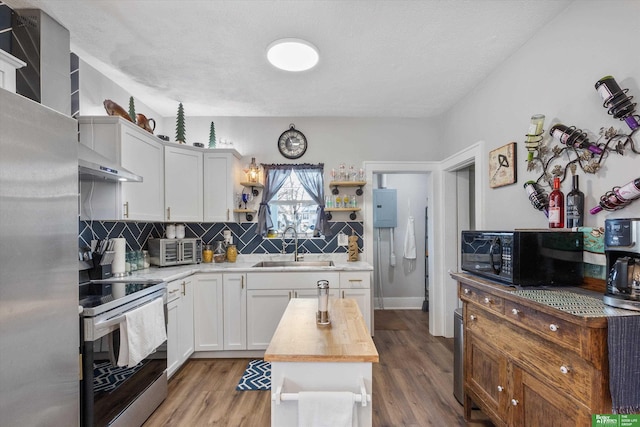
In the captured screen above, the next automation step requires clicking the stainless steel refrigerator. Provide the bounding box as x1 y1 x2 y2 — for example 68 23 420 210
0 88 79 425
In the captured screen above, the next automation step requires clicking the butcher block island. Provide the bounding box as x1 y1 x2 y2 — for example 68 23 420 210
264 298 378 427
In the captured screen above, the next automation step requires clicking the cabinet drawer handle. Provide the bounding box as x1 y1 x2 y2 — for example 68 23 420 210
511 399 519 406
497 386 504 392
469 315 477 321
484 297 492 304
342 291 345 298
181 281 186 296
549 324 559 332
464 288 470 295
511 308 520 315
560 366 570 375
123 202 129 218
169 288 180 294
167 207 171 220
288 291 292 299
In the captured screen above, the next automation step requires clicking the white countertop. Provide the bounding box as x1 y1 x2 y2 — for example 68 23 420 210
120 254 373 284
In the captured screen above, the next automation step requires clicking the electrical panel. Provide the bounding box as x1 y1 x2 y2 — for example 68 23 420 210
373 188 397 228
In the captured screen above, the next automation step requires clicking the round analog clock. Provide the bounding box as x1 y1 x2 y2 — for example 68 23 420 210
277 124 307 159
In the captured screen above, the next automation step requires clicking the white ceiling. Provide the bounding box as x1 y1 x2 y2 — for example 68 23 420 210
5 0 572 118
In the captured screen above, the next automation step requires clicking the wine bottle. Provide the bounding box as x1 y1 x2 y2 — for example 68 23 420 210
549 124 603 155
525 114 545 162
589 177 640 214
523 180 549 217
595 76 639 130
566 175 584 228
549 177 564 228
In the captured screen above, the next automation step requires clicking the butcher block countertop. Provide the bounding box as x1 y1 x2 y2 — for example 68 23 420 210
264 298 379 363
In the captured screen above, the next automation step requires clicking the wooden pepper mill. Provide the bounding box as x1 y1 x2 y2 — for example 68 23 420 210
347 234 359 262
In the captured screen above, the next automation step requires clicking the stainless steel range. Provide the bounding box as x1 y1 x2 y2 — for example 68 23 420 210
79 263 168 427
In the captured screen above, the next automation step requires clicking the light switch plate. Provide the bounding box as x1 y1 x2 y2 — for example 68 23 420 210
337 232 348 247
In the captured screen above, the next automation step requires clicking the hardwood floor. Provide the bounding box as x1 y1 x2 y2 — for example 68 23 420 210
144 310 492 426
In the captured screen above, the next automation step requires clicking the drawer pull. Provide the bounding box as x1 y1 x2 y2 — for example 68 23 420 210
511 308 520 315
560 366 570 375
511 399 519 406
549 324 559 332
469 315 477 321
484 297 492 304
497 386 504 392
464 288 470 295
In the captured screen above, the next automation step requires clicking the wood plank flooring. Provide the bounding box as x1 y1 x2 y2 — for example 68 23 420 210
144 310 492 426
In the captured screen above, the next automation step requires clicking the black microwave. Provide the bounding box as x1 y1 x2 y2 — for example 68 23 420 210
461 230 584 286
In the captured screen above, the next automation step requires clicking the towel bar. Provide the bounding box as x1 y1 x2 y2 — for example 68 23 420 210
272 376 371 407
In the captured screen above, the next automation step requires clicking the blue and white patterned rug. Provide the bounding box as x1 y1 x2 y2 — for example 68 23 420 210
236 359 271 391
94 360 144 393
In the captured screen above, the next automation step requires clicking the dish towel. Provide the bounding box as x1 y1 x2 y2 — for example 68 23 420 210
403 215 417 272
117 297 166 367
297 391 355 427
607 315 640 414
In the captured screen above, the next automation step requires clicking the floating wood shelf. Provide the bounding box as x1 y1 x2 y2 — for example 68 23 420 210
329 180 366 195
240 181 264 197
233 208 256 221
325 207 361 220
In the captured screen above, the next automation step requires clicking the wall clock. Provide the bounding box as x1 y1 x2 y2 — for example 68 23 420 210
489 142 517 188
277 124 307 159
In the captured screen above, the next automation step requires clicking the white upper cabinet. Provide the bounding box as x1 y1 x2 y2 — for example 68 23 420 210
164 146 203 222
78 116 164 221
203 151 241 222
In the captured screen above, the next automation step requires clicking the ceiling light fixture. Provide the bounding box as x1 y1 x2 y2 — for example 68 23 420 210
266 38 319 72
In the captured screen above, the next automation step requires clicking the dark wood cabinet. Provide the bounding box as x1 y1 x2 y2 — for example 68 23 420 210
454 273 612 427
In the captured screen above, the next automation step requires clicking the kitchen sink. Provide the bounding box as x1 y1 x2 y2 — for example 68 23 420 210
251 260 335 268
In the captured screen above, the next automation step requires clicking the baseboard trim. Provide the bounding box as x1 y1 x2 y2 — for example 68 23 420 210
374 297 425 309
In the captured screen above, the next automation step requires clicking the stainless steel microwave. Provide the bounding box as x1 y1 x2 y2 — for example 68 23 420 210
460 230 584 286
148 238 202 267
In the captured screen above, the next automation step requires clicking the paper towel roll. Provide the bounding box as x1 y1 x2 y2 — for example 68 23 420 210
111 238 127 277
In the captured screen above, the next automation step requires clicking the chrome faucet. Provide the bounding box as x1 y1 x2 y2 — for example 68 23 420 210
282 226 302 261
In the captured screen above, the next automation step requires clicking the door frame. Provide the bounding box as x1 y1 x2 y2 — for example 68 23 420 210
363 141 485 337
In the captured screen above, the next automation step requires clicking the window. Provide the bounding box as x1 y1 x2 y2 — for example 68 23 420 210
256 164 330 238
270 172 319 237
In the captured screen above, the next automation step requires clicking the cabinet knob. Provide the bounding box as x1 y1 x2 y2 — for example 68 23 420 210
511 399 519 406
511 308 520 316
464 288 470 295
549 324 559 332
497 386 504 392
484 297 492 304
560 365 570 375
469 315 477 321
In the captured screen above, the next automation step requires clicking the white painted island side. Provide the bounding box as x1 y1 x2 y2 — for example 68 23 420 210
264 298 378 427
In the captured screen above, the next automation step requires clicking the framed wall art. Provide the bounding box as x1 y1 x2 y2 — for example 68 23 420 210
489 142 517 188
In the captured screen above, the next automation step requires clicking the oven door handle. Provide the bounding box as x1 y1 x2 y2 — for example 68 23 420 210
94 294 165 330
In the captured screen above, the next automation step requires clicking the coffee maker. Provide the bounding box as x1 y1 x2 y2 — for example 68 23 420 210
603 218 640 311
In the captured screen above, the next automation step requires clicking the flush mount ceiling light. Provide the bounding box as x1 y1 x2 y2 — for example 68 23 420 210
267 38 319 72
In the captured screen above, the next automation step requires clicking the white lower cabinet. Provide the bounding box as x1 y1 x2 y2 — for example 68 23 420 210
339 272 372 333
166 277 194 378
194 273 224 351
246 272 340 350
223 273 247 350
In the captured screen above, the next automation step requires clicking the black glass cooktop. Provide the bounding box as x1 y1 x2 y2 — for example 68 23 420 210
79 282 163 309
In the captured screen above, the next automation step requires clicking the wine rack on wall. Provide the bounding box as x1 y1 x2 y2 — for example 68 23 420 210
523 75 640 215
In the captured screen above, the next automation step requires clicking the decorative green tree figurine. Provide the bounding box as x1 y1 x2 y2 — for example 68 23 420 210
176 102 186 144
128 96 136 123
208 121 216 148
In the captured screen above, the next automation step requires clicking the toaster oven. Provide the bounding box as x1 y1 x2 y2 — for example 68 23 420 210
148 238 202 266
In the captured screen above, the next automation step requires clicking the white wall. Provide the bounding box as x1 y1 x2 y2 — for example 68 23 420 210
372 173 429 309
79 59 162 120
156 116 443 169
439 0 640 229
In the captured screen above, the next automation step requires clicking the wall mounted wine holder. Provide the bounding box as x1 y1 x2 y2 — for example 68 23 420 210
524 75 639 215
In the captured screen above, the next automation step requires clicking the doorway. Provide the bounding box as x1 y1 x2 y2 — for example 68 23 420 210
364 141 485 337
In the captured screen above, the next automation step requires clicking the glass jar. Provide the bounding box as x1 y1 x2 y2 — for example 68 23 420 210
226 244 238 263
202 244 213 263
136 250 144 270
213 241 226 263
142 250 150 269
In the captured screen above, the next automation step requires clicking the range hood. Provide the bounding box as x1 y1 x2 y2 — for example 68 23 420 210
78 143 143 183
